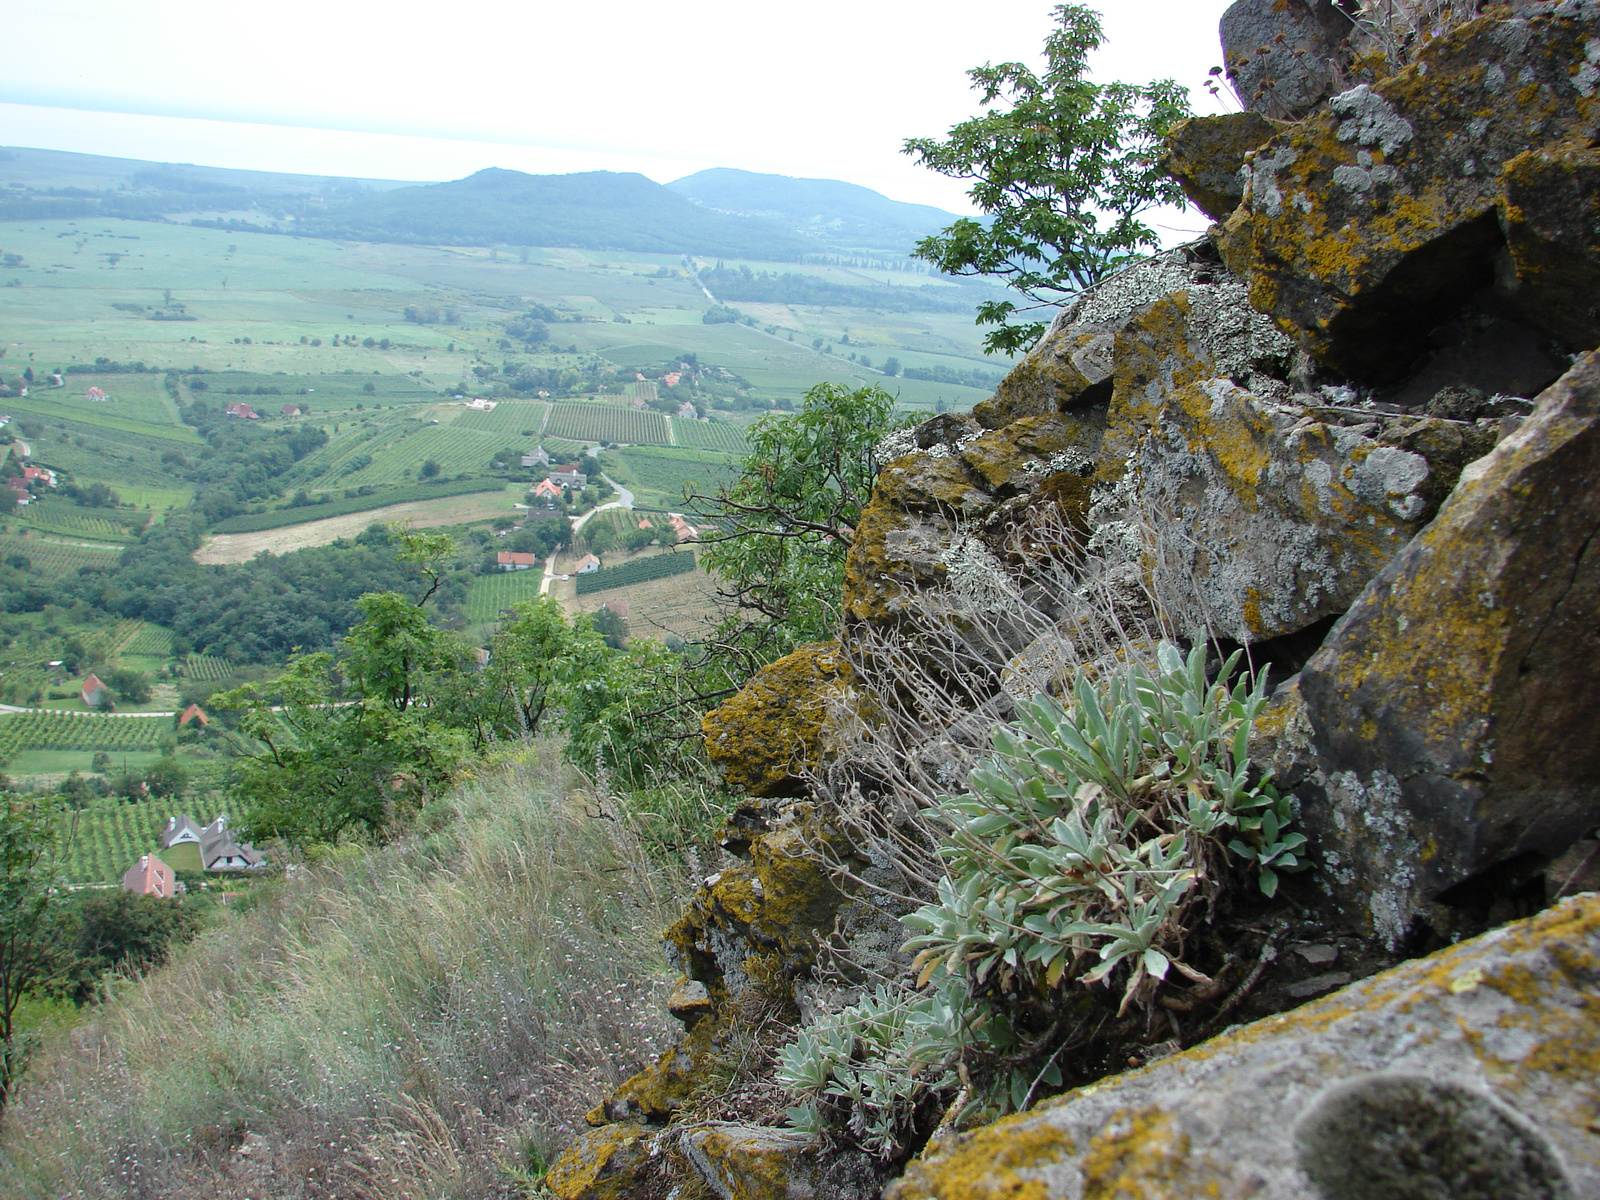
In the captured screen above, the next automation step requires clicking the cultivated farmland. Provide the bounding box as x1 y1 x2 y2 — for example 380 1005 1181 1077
576 549 696 594
464 570 547 625
181 654 234 682
15 502 140 542
674 419 748 452
0 534 122 579
60 799 168 884
0 710 169 758
451 401 552 436
545 402 669 445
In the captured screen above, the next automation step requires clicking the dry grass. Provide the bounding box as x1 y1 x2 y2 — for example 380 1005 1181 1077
0 744 701 1199
1347 0 1483 67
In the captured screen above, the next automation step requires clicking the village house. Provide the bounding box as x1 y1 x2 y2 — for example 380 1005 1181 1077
531 478 562 501
463 398 496 412
281 403 303 417
677 401 698 420
662 372 682 387
574 553 601 574
122 853 179 899
224 401 259 420
161 813 267 872
521 446 551 469
80 672 108 707
7 478 32 505
549 466 588 489
497 550 539 571
22 465 56 487
669 514 698 542
178 703 209 729
85 386 108 402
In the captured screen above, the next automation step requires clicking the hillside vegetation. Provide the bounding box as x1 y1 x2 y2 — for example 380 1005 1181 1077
0 749 717 1199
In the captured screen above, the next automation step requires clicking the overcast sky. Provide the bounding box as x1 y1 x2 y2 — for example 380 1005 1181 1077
0 0 1235 217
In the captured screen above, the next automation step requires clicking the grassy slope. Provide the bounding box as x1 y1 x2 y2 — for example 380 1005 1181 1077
0 748 719 1200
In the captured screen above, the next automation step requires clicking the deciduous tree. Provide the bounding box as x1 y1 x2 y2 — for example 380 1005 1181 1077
905 4 1191 354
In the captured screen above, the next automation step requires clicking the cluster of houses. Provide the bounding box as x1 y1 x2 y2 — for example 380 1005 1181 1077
6 463 56 506
120 812 269 899
497 550 599 573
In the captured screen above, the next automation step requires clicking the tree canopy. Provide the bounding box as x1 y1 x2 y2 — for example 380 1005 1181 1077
905 4 1191 354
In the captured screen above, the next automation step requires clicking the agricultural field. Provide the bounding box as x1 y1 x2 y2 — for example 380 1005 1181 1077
194 486 519 562
545 402 669 445
60 799 169 885
576 549 696 595
1 389 201 445
674 419 749 453
181 654 235 682
464 569 547 626
0 532 123 579
14 500 142 542
301 423 507 490
554 548 722 643
124 623 175 656
0 710 169 758
209 478 502 534
451 400 552 436
608 446 741 510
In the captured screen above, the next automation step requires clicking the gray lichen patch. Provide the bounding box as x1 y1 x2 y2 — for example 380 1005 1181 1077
1294 1074 1573 1200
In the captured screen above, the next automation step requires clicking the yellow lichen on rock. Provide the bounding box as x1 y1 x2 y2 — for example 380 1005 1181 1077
702 643 854 796
887 895 1600 1200
545 1122 653 1200
1219 9 1600 377
1299 351 1600 942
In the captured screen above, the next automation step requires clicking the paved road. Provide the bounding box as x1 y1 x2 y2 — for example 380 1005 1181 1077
539 474 635 596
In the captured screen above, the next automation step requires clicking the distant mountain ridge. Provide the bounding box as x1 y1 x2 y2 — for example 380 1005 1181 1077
306 168 813 259
0 146 963 261
667 167 962 253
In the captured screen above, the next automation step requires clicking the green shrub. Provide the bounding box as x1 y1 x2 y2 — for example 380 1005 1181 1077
777 642 1304 1155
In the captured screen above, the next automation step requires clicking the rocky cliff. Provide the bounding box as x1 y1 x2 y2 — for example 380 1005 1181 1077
550 5 1600 1197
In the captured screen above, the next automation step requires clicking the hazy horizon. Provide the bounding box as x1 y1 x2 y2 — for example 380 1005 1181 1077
1 0 1234 222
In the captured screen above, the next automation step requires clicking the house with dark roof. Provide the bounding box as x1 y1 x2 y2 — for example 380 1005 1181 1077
161 813 267 872
521 446 551 469
122 853 178 899
549 467 588 489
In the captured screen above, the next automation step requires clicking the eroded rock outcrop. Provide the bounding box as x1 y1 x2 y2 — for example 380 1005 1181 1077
549 9 1600 1198
1220 7 1600 379
889 895 1600 1200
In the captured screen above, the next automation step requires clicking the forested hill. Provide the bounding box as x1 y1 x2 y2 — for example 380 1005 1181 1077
668 167 961 253
305 168 813 259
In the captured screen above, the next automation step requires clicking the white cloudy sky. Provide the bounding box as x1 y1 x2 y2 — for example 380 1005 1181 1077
0 0 1235 215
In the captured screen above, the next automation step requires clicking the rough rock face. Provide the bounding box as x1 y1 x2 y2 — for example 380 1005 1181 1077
972 244 1225 429
888 894 1600 1200
1160 112 1285 221
1298 352 1600 946
1112 375 1437 643
701 643 854 797
664 808 849 1003
1499 140 1600 351
1220 8 1600 380
1221 0 1355 120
